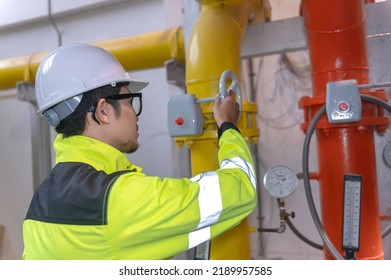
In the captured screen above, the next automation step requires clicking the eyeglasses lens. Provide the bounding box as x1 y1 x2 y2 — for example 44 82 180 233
130 96 142 116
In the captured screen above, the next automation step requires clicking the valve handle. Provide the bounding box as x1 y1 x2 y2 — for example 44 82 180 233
195 70 242 122
218 70 242 121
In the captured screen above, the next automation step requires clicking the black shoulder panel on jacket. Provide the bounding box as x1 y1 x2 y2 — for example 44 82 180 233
25 162 132 225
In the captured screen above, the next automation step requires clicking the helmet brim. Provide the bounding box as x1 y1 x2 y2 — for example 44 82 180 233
128 80 149 93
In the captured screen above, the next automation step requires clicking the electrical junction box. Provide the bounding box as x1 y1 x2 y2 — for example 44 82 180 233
167 94 203 137
326 80 362 124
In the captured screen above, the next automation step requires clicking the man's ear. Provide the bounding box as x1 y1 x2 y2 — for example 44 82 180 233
94 99 111 125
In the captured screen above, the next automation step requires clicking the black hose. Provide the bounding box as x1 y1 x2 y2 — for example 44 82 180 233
286 217 323 250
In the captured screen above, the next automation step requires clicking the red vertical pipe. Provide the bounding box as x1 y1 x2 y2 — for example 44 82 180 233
301 0 384 259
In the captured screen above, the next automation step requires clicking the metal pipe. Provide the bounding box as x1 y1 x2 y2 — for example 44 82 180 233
257 199 293 234
301 0 384 260
0 27 185 91
247 57 265 257
48 0 62 47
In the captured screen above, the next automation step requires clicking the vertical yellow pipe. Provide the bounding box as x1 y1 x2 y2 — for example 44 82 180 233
186 0 266 260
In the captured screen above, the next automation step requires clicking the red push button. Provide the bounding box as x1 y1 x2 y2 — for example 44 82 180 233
175 117 184 126
338 102 349 112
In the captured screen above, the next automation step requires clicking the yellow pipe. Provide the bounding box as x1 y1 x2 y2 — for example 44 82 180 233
0 52 48 90
185 0 267 259
0 27 185 91
95 27 185 73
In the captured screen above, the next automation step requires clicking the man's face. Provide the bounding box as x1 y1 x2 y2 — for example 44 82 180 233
109 86 140 154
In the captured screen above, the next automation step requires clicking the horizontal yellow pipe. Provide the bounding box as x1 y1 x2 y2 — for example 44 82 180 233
95 27 185 72
0 52 48 91
0 27 185 91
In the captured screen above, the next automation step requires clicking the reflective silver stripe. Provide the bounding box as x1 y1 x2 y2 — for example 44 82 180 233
190 172 222 228
220 157 256 189
187 157 255 249
188 172 222 249
188 226 210 249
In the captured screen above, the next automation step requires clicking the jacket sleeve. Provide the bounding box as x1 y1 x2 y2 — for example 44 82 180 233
209 122 257 241
107 123 257 259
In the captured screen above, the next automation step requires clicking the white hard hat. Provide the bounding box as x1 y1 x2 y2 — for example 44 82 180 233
35 43 149 126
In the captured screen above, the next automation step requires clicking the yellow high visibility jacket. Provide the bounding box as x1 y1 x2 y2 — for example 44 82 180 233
22 123 257 259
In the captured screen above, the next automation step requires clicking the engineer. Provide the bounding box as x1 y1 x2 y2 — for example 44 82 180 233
22 43 257 259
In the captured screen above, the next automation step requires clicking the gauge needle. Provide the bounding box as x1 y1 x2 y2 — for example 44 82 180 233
271 179 284 187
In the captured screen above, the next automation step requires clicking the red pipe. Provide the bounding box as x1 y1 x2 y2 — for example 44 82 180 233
301 0 384 259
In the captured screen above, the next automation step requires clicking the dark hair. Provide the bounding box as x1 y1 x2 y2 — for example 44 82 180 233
55 82 129 137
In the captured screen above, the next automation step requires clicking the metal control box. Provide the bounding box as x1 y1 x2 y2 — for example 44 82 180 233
326 80 362 124
167 94 203 137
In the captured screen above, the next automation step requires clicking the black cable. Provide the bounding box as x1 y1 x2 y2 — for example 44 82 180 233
286 217 323 250
273 198 323 250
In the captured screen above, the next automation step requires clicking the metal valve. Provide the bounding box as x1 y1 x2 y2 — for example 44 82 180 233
167 70 242 137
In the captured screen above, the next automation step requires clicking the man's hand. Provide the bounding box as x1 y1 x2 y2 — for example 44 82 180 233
213 90 240 127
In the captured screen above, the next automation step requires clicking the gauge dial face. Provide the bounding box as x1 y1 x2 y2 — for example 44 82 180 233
263 166 298 198
383 141 391 169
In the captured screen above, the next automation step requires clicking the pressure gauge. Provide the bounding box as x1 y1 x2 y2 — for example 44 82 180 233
263 166 298 198
383 140 391 168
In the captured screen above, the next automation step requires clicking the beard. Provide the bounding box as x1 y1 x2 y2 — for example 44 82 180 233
123 142 139 154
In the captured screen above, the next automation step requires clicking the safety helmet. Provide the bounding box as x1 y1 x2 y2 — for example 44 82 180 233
35 43 149 126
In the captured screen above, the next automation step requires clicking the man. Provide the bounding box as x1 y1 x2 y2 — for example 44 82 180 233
22 43 257 259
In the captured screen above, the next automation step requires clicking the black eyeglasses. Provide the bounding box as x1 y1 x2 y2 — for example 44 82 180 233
88 92 142 125
105 93 142 116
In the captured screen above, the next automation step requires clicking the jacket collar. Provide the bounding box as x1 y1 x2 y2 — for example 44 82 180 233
54 134 142 174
